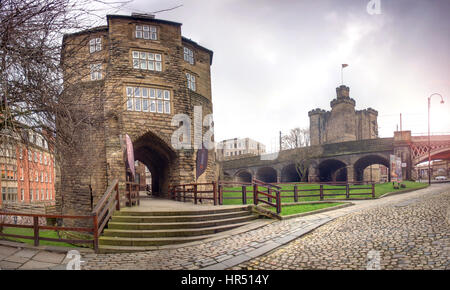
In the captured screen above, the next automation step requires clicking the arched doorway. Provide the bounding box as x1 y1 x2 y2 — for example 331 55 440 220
133 131 176 196
281 164 305 182
235 170 252 183
318 159 347 182
353 154 390 182
256 167 277 183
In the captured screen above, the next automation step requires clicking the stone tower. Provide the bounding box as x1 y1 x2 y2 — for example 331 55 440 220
308 85 378 146
58 14 216 222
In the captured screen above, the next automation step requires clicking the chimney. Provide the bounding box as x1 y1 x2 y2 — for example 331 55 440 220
131 12 155 19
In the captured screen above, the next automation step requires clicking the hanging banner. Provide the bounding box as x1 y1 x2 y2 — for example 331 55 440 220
125 134 135 180
196 146 208 180
390 154 402 182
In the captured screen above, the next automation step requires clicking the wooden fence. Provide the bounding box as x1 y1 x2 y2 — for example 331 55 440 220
170 179 376 215
0 179 140 252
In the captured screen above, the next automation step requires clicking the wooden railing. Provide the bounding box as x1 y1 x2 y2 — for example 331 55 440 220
0 179 124 253
169 182 218 205
252 179 282 214
168 179 375 216
92 179 120 251
125 181 140 207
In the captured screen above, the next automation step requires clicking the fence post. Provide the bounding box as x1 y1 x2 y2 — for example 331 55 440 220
268 187 272 203
346 184 350 199
33 216 39 247
93 214 99 253
294 185 298 202
213 181 217 206
115 183 120 211
276 190 281 214
194 184 198 204
218 184 223 205
320 184 324 201
253 183 258 205
242 185 247 204
136 183 140 206
371 183 375 198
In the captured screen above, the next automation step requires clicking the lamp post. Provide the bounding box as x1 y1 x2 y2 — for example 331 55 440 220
427 93 445 185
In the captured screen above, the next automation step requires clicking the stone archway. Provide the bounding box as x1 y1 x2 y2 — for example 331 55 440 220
353 154 390 182
256 167 277 183
133 131 176 196
318 159 347 182
281 164 304 182
235 170 252 183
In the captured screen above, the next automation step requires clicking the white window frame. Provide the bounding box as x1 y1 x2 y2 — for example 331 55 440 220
90 63 102 81
89 38 101 53
126 86 170 114
184 47 194 65
136 25 157 40
132 50 162 72
186 73 196 91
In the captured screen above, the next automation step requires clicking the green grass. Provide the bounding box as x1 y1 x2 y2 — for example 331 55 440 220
268 202 345 216
222 181 428 205
0 227 78 248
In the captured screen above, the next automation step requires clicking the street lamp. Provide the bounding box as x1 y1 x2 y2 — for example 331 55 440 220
427 93 445 185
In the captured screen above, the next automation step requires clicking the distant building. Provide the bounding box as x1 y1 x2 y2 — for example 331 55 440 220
308 85 378 146
0 131 55 208
308 85 387 183
415 160 449 180
216 138 266 161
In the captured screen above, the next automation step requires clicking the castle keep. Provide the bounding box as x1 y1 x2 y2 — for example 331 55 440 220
308 85 378 146
59 14 216 219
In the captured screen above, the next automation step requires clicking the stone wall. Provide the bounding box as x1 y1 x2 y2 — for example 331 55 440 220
59 15 216 222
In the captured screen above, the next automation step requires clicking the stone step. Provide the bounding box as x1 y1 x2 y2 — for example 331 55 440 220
99 233 216 247
103 221 254 238
114 206 250 216
110 210 251 223
97 245 158 254
106 215 258 230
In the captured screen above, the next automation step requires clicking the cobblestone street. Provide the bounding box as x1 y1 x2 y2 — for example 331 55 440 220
1 184 449 270
233 186 450 270
80 184 449 270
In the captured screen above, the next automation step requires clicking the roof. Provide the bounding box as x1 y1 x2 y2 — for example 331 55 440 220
182 36 214 64
106 14 182 27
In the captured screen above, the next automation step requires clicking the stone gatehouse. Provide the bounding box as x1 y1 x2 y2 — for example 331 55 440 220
58 14 216 219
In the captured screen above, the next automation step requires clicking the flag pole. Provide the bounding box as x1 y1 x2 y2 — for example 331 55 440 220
341 66 343 85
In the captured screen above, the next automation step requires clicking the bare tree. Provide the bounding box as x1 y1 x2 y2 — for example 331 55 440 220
281 127 310 150
0 0 128 213
293 149 310 182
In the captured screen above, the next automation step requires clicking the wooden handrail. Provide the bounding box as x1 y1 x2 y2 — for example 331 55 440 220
92 178 119 215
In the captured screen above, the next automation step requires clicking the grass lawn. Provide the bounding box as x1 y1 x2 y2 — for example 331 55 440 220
0 227 78 248
268 202 345 216
222 181 428 205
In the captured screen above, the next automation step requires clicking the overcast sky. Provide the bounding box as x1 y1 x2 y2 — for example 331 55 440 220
105 0 449 151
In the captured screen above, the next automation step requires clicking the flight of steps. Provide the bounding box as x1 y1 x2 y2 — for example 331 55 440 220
98 206 258 253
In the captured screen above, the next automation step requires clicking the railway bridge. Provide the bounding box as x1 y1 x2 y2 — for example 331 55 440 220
221 131 450 183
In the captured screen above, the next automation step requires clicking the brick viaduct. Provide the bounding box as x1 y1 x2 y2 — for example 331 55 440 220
220 132 450 183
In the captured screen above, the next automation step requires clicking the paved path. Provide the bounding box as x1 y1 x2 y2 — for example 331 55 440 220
232 185 450 270
0 183 448 270
0 242 88 270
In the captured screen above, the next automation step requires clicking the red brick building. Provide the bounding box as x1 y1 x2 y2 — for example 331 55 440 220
0 132 55 207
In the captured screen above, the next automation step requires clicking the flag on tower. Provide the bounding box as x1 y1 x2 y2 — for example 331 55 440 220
342 64 348 68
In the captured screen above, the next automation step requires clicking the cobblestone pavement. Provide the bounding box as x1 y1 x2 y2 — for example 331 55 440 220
80 183 450 270
232 186 450 270
1 184 448 270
